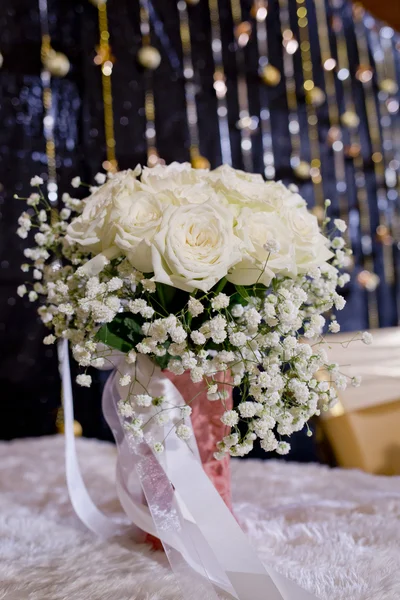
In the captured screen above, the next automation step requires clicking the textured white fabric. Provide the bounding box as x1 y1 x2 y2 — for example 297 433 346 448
1 435 400 600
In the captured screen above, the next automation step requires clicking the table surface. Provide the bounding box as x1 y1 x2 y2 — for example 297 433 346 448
1 435 400 600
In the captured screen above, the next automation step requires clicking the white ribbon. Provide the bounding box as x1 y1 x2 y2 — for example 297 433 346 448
58 339 318 600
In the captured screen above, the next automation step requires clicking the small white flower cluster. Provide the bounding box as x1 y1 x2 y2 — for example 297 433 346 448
16 166 369 458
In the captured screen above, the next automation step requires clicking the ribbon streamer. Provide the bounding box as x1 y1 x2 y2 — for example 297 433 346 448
59 338 317 600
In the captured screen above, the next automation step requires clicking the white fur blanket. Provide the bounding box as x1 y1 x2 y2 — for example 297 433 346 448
1 436 399 600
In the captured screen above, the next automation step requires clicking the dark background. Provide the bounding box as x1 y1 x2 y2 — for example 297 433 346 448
0 0 399 449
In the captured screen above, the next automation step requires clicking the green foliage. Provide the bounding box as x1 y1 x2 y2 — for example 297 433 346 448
95 312 143 352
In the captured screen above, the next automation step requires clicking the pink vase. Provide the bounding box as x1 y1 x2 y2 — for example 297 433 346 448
165 369 233 511
146 370 233 550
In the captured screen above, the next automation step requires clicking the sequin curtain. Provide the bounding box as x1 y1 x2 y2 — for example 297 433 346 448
0 0 399 440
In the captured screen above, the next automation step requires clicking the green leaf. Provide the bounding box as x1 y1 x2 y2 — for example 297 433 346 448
212 277 228 295
95 324 134 353
156 282 177 311
234 284 250 300
153 352 171 370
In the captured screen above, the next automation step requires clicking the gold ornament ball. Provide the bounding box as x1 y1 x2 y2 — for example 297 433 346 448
57 420 83 437
327 126 342 145
356 64 373 84
379 78 398 96
191 155 210 170
261 64 281 86
357 270 380 292
306 86 326 107
376 224 392 246
293 160 311 180
43 51 70 77
345 143 361 159
138 46 161 70
341 110 360 129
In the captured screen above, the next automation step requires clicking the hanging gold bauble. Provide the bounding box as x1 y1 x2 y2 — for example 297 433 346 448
357 270 380 291
43 50 70 77
191 155 211 170
235 21 252 47
250 2 267 20
356 64 373 83
57 420 83 436
305 86 326 107
261 64 281 86
56 406 83 437
344 143 361 158
327 126 342 145
293 160 311 180
138 46 161 70
341 110 360 129
376 224 393 245
379 78 398 96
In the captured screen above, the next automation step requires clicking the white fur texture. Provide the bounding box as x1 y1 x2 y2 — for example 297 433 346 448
0 436 400 600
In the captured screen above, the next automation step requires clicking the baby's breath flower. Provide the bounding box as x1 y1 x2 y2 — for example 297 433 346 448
30 176 44 186
43 334 56 345
76 374 92 387
231 304 244 318
328 320 340 333
94 172 107 185
276 441 290 455
263 239 280 253
334 219 347 233
17 284 27 297
221 410 239 427
188 297 204 317
107 277 123 292
176 424 192 441
190 330 206 345
362 331 373 345
27 193 40 206
141 279 156 293
126 350 137 364
211 293 230 310
180 405 192 418
119 374 131 387
71 176 81 188
134 394 152 407
153 442 164 454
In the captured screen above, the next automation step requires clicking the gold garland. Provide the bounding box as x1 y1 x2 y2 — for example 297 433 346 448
94 2 118 173
38 0 82 436
295 0 324 209
178 1 210 169
330 4 379 328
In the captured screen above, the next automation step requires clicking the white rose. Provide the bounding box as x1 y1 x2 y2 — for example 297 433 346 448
66 167 140 253
151 201 242 292
208 165 306 213
111 185 165 272
141 162 209 192
141 162 217 206
228 209 296 287
282 207 333 271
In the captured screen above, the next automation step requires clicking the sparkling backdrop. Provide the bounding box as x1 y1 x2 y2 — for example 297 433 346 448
0 0 399 440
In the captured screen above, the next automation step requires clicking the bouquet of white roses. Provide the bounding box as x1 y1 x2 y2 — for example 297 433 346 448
16 162 369 458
